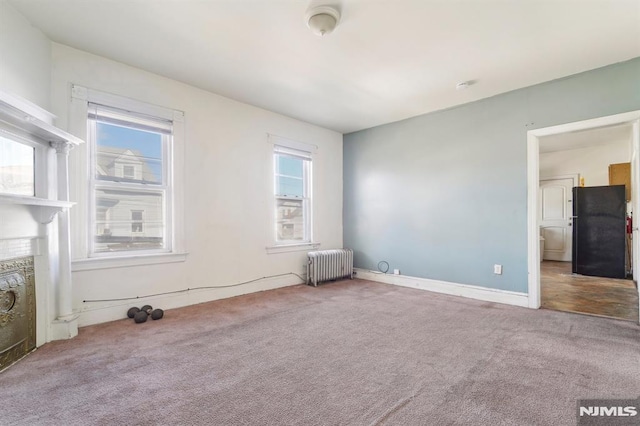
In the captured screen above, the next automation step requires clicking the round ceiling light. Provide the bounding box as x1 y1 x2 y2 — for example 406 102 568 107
306 6 340 37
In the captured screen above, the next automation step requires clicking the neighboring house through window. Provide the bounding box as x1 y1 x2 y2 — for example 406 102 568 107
273 143 312 244
88 102 172 255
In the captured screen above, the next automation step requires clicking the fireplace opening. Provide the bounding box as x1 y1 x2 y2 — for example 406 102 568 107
0 257 35 371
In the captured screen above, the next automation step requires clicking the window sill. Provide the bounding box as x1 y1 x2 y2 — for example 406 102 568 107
266 243 320 254
72 252 188 271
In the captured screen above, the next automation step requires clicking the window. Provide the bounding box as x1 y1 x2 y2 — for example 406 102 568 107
131 210 144 233
274 145 312 244
0 135 35 196
88 103 172 255
123 165 135 179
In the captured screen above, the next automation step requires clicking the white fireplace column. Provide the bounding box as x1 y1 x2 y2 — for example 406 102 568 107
49 140 79 339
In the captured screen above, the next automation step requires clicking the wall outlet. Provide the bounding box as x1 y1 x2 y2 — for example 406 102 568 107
493 264 502 275
393 269 400 275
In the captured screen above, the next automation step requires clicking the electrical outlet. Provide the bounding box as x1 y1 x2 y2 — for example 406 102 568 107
393 269 400 275
494 264 502 275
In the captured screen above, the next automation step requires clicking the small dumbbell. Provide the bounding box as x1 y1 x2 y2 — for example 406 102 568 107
127 307 140 318
134 310 148 323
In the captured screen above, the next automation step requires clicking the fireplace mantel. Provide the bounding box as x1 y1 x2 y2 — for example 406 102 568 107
0 90 84 346
0 195 74 224
0 90 83 148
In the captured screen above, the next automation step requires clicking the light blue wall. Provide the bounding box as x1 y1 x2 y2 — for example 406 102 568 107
344 58 640 294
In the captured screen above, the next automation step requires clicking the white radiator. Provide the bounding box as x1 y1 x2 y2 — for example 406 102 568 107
307 249 354 286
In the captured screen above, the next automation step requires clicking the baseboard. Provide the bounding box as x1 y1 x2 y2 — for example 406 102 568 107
76 274 303 327
355 268 529 308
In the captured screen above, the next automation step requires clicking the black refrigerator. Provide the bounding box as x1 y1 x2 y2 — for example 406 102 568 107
572 185 626 278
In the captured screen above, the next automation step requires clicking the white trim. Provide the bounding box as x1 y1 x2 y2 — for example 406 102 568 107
527 131 541 308
72 84 177 121
0 89 56 124
527 110 640 315
530 112 640 138
72 252 188 271
0 91 83 147
632 121 639 286
355 268 529 308
539 173 580 182
266 242 320 254
268 133 318 153
68 84 186 266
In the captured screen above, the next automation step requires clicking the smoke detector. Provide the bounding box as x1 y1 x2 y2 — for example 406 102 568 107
306 6 340 37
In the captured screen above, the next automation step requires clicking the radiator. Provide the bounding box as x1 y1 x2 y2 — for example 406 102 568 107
307 249 354 286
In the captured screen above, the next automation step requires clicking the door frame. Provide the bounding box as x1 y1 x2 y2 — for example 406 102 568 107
527 111 640 320
539 174 579 262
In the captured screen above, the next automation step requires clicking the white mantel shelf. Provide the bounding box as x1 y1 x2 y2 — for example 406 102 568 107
0 194 74 208
0 195 75 225
0 90 84 147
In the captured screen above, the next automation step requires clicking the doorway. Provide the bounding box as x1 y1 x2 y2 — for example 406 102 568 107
527 111 640 323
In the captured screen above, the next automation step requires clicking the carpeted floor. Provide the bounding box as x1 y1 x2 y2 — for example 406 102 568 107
1 279 639 425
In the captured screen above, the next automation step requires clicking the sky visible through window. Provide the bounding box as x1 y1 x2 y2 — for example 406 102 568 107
97 122 162 181
277 155 303 197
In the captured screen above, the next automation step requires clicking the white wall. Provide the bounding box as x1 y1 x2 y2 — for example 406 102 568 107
540 139 630 186
0 1 51 109
50 43 343 326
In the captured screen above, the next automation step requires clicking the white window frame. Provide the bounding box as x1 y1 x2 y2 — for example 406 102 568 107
267 134 319 253
87 104 172 257
69 85 187 270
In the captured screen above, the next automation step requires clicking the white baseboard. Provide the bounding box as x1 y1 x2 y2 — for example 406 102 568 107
76 274 303 327
355 268 529 308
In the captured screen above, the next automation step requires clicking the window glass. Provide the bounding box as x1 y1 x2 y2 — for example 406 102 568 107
0 136 34 196
274 145 311 244
89 103 171 255
95 122 163 184
94 189 163 253
276 198 304 241
276 175 303 197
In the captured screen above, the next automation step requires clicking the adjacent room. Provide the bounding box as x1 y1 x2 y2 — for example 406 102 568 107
539 125 639 321
1 0 640 424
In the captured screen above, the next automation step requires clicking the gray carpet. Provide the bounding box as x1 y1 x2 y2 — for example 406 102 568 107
1 279 639 425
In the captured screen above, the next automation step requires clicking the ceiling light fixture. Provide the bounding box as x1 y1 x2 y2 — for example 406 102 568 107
306 6 340 37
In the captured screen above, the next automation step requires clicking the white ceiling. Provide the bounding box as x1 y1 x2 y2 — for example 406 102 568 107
539 124 633 154
8 0 640 134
